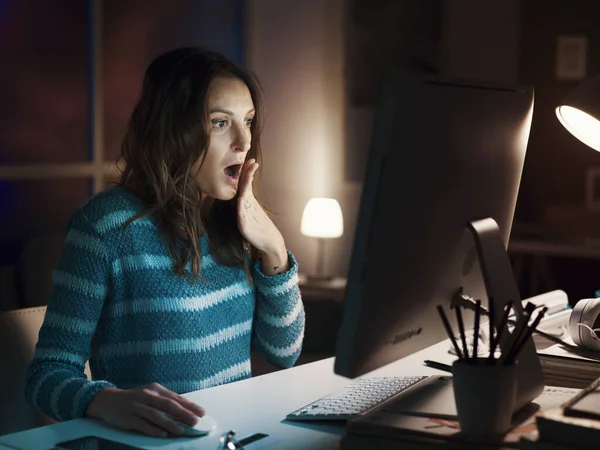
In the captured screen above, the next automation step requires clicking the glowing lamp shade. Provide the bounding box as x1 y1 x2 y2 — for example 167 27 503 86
556 74 600 152
300 197 343 280
300 198 343 238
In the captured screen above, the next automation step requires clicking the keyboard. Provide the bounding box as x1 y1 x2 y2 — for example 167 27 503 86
285 375 429 421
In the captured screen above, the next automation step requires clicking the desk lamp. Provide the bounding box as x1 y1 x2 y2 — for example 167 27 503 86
556 74 600 151
300 197 343 281
556 74 600 348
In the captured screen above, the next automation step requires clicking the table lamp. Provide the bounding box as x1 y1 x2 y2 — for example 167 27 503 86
300 197 343 281
556 74 600 151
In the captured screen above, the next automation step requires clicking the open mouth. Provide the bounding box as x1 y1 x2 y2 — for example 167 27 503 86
224 163 243 181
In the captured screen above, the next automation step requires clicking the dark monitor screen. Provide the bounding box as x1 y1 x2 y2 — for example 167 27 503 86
334 72 539 399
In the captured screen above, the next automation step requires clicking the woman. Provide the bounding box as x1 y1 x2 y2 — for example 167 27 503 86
25 47 305 438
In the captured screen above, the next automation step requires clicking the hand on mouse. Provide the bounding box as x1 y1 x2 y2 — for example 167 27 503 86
85 382 205 438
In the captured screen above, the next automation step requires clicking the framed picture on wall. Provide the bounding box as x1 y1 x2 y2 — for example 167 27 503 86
586 167 600 211
555 34 588 81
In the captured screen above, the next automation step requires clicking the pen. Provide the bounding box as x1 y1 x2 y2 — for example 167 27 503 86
488 300 514 363
454 305 469 360
473 299 481 360
488 295 495 363
505 306 548 365
423 359 453 373
436 305 463 360
498 309 530 365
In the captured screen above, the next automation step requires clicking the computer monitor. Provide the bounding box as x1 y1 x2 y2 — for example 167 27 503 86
334 72 544 410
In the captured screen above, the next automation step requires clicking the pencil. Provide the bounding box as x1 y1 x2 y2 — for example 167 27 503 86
488 295 495 363
454 305 469 361
505 306 548 365
488 300 513 363
424 359 452 373
436 305 463 360
563 376 600 417
524 301 537 315
473 300 481 360
498 309 530 365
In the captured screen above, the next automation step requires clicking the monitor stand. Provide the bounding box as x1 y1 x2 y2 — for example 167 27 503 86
467 217 545 411
383 218 545 420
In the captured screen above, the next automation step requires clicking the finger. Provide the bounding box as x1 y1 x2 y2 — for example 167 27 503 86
172 393 206 418
127 413 169 438
238 159 253 197
248 160 259 176
135 404 185 436
238 159 256 198
249 161 259 180
148 383 205 418
145 395 199 426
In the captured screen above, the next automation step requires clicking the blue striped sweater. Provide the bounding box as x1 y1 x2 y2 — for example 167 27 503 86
25 186 305 422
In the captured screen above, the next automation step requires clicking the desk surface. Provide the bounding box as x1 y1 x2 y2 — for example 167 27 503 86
0 341 453 450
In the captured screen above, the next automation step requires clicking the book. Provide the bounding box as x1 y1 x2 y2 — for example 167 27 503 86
535 405 600 448
340 386 580 449
518 436 591 450
538 338 600 389
341 432 504 449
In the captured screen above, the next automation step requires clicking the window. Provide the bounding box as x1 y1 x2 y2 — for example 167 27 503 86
0 0 244 306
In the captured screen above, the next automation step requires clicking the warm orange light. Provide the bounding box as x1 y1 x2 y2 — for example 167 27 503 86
556 105 600 152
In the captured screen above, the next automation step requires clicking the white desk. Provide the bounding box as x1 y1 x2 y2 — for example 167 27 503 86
0 341 454 450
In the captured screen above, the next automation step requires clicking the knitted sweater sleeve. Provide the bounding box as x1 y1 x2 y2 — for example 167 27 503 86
251 251 305 368
24 206 116 421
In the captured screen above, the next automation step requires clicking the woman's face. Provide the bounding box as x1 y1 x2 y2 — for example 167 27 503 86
195 75 255 200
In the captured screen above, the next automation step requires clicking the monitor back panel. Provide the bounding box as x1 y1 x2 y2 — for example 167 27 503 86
335 73 534 378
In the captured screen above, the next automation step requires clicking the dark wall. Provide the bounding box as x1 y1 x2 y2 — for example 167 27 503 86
515 0 600 301
0 0 245 310
344 0 444 182
0 0 244 268
517 0 600 223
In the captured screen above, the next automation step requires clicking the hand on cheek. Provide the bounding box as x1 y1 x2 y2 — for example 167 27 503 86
236 159 288 274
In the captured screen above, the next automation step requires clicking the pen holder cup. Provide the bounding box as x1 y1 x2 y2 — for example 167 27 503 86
452 359 518 437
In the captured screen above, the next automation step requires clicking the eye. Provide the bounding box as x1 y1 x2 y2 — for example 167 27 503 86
245 117 254 127
212 119 228 129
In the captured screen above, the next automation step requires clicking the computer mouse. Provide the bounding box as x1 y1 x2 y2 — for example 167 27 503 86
173 414 217 437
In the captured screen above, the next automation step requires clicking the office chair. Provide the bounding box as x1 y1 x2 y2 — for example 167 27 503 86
20 233 63 307
0 306 92 435
0 306 54 435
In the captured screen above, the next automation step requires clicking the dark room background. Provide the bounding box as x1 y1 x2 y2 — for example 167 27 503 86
0 0 244 308
2 0 600 310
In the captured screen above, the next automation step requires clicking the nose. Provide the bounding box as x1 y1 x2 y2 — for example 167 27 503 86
232 121 251 153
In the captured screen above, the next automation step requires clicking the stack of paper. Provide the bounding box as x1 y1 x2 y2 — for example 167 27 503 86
537 339 600 389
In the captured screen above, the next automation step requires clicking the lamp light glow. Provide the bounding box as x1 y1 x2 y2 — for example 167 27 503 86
300 197 343 238
556 105 600 152
300 197 343 281
556 74 600 152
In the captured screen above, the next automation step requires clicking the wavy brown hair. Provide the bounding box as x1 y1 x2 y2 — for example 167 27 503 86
118 47 264 281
